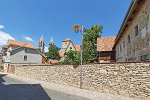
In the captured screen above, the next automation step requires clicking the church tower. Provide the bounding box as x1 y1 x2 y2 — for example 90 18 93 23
38 34 45 53
49 37 54 48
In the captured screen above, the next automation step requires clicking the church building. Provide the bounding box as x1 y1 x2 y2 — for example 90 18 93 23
38 34 45 54
60 37 81 61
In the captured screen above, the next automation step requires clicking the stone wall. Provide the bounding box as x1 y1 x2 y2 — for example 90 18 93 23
10 65 15 74
13 61 150 100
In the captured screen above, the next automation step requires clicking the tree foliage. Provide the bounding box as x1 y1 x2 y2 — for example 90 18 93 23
82 24 103 63
37 48 41 52
58 24 103 64
46 45 61 62
58 50 81 64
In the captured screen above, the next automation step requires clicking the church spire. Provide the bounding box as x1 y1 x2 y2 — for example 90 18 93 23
38 34 45 53
51 37 53 42
39 34 44 42
49 37 54 47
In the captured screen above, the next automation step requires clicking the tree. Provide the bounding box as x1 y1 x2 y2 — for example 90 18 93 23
58 50 81 64
82 24 103 63
37 48 41 52
46 45 61 62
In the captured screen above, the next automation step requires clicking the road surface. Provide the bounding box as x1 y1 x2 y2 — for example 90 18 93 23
0 73 91 100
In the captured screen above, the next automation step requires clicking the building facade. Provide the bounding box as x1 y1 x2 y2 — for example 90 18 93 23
97 36 116 62
2 39 45 72
114 0 150 62
60 38 81 61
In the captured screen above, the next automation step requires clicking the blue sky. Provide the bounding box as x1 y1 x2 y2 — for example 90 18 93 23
0 0 131 52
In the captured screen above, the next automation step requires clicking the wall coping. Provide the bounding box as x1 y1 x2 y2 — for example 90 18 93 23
14 60 150 67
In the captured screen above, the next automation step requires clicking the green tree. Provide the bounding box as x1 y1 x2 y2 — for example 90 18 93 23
58 50 81 64
83 24 103 63
46 45 61 62
37 48 41 52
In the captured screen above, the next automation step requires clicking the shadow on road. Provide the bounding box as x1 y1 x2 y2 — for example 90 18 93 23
0 74 51 100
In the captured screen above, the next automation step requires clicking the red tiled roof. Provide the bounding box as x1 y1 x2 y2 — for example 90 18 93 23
3 45 8 49
58 51 62 57
9 39 36 49
63 38 71 42
49 60 59 64
1 45 8 52
45 62 50 65
74 45 81 52
63 37 81 52
97 36 116 51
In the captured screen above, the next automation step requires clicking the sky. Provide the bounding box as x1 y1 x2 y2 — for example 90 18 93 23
0 0 132 52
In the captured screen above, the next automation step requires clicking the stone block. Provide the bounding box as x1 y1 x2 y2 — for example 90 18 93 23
100 69 107 74
119 91 129 97
115 67 120 71
109 90 118 95
114 72 118 75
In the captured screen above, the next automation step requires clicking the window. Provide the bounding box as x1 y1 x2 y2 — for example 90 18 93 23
65 43 67 46
141 55 149 61
25 48 28 52
128 35 131 43
70 47 72 50
135 25 138 37
128 58 133 61
120 45 122 52
123 41 125 48
24 55 27 61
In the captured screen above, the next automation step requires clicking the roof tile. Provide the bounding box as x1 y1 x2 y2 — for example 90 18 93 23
97 36 116 51
9 39 36 49
58 51 62 57
63 38 71 42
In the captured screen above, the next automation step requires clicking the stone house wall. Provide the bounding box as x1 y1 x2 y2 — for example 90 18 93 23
116 0 150 62
12 61 150 100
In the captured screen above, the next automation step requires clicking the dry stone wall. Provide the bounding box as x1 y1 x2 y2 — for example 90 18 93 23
14 61 150 100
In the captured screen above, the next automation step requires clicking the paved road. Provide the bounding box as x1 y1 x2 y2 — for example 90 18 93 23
0 73 91 100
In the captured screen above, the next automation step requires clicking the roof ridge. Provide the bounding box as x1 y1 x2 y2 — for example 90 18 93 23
63 37 72 41
98 36 116 38
9 39 26 44
9 39 36 49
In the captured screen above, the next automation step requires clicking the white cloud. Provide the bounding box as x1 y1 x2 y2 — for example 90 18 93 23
0 25 4 29
0 31 15 45
23 35 34 42
45 47 48 52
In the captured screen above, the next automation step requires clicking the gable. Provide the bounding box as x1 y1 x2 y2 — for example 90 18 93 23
65 41 76 52
6 40 10 46
11 47 39 56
